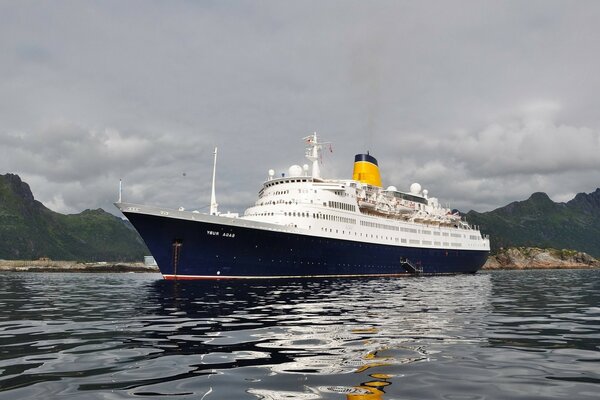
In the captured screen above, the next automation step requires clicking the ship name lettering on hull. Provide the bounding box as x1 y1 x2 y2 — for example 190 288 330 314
207 230 236 238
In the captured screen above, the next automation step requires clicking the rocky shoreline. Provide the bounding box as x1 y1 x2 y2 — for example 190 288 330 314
0 260 160 273
1 247 598 273
483 247 599 270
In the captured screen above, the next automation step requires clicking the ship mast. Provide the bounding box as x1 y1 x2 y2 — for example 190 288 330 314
210 147 219 215
304 132 330 179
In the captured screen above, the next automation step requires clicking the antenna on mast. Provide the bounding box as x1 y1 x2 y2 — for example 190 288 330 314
303 132 331 179
210 147 219 215
118 179 122 203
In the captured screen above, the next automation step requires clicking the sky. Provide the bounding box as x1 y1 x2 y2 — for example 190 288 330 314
1 0 600 215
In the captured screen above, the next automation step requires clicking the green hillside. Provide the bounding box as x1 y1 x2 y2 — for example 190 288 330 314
0 173 148 261
2 172 599 261
466 190 600 257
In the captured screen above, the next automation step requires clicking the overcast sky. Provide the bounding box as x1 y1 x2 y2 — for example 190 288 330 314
1 1 600 215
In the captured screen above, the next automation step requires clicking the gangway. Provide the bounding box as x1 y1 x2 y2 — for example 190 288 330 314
400 257 423 274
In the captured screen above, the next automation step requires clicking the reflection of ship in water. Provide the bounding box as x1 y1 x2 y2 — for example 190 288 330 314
320 374 393 400
248 342 422 399
315 345 408 400
118 276 492 398
259 326 428 400
247 345 404 400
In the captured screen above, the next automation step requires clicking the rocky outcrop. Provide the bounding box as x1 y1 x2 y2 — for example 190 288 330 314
0 260 159 273
483 247 599 270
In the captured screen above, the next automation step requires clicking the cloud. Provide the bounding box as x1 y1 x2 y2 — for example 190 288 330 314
0 120 216 213
446 102 600 178
1 1 600 215
2 121 152 183
380 102 600 211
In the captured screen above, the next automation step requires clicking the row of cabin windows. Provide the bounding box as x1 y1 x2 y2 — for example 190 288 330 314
321 227 398 241
281 211 471 243
327 201 356 212
256 209 476 241
355 222 469 240
283 211 356 224
360 220 399 231
250 212 274 217
265 179 309 188
316 229 466 248
248 211 477 245
259 179 310 197
284 211 310 218
318 214 356 224
278 211 474 239
258 199 297 206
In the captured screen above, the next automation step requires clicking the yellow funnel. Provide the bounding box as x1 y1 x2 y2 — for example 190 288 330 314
352 153 382 187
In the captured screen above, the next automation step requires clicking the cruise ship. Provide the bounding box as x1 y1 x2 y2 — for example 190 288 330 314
116 133 490 279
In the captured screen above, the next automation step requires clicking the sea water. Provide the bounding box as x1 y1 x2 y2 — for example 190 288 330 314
0 270 598 399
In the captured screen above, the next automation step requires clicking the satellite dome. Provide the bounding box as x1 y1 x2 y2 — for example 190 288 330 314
268 169 275 177
288 165 303 177
386 186 398 192
410 183 422 195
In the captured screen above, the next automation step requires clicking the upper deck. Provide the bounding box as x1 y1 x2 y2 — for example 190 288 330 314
239 132 489 251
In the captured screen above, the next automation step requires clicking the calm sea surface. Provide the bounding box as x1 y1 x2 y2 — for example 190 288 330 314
0 270 598 399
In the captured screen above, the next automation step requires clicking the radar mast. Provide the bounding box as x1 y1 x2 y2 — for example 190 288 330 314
303 132 330 179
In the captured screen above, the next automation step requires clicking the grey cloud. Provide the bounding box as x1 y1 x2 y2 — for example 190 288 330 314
378 103 600 210
1 1 600 215
436 105 600 178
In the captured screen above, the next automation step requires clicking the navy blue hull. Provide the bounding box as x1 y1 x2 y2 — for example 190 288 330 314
124 212 488 279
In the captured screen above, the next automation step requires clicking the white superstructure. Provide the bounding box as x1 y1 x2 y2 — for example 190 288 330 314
241 133 490 252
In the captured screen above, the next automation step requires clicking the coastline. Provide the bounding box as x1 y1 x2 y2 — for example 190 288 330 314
483 247 599 270
1 247 598 273
0 260 159 273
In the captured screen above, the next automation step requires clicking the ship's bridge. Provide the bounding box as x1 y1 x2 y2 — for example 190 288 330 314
258 176 316 198
243 174 362 227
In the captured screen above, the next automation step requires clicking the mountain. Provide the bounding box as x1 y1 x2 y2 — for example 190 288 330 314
0 173 148 261
466 189 600 257
2 172 599 260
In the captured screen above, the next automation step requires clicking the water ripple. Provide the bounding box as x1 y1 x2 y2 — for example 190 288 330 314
0 270 598 399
